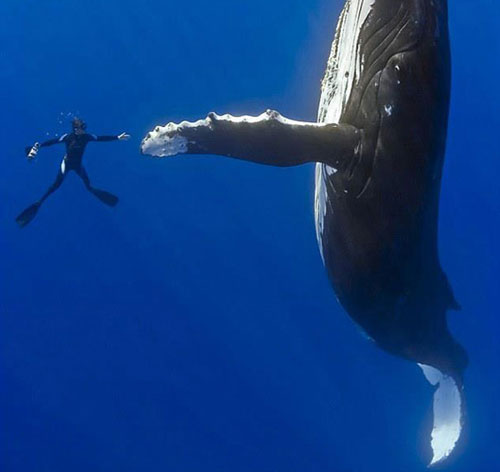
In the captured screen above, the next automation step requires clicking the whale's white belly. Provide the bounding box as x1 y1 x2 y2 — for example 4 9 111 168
314 0 374 259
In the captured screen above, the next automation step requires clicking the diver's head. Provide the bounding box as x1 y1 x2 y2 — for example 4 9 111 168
72 117 87 134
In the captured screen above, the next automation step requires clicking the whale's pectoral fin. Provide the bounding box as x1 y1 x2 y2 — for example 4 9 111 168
141 110 361 168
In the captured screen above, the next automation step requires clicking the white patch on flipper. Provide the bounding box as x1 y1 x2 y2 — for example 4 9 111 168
141 131 188 157
419 364 463 466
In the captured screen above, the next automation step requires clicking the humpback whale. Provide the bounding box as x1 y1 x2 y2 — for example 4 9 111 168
142 0 466 465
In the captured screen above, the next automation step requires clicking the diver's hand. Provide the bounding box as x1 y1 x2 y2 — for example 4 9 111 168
27 142 40 159
118 132 130 141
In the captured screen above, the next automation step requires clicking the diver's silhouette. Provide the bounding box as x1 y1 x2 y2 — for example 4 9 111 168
17 118 130 227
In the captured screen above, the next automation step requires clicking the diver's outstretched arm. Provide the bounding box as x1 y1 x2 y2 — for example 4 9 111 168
40 135 68 148
141 110 361 168
88 133 130 142
25 134 67 157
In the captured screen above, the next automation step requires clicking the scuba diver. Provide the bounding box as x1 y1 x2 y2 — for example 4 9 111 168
16 117 130 227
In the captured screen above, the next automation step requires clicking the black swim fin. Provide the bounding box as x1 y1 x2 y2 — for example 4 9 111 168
16 202 41 227
91 189 119 207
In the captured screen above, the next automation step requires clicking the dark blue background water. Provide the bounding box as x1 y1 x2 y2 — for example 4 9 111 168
1 1 498 471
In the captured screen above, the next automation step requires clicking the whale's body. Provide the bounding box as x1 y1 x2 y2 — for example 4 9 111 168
142 0 466 465
315 3 466 463
315 0 465 377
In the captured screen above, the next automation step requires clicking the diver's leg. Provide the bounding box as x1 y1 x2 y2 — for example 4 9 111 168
75 166 119 207
141 110 362 168
15 164 66 227
75 165 92 191
40 167 66 203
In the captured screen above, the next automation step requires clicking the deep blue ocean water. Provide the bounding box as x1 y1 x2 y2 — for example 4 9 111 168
1 1 498 471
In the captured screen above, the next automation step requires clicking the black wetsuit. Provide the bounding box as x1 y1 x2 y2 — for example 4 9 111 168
36 132 119 203
42 132 118 166
16 132 121 227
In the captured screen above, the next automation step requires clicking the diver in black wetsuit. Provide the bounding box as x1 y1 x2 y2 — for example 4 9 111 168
16 117 130 227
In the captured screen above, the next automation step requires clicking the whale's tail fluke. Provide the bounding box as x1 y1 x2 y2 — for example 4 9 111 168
419 364 465 467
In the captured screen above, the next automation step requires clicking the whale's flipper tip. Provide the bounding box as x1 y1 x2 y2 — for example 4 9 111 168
419 364 463 467
141 123 191 157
